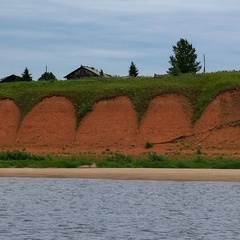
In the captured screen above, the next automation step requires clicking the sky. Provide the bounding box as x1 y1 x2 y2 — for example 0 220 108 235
1 0 240 79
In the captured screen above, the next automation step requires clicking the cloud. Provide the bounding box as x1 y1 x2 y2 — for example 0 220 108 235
1 0 240 79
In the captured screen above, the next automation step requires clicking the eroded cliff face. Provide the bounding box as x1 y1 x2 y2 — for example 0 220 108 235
0 99 20 147
193 90 240 152
76 96 138 149
0 91 239 155
138 94 193 144
17 97 76 147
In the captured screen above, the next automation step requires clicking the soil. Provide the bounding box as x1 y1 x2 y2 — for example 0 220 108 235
0 91 239 156
0 99 20 147
138 94 193 150
75 96 138 151
17 96 77 149
191 90 240 155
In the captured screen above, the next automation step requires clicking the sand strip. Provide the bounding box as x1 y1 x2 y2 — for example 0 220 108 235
0 168 240 181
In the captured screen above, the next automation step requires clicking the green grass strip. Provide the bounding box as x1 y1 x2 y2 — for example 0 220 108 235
1 150 240 169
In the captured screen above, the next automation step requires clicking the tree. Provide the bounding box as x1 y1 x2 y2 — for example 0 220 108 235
21 67 33 81
129 61 139 77
168 38 201 75
38 71 57 81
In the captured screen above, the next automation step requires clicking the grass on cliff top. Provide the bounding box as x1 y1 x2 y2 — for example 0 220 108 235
0 71 240 123
1 150 240 169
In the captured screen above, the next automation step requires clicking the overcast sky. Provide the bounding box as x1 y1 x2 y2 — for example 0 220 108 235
1 0 239 79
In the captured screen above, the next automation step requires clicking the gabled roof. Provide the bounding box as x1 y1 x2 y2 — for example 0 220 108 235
0 74 20 83
82 66 101 76
64 65 101 79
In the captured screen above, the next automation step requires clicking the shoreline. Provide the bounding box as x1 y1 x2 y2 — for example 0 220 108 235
0 168 240 182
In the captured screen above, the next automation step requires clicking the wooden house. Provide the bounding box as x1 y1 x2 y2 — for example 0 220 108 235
64 65 102 80
0 74 21 83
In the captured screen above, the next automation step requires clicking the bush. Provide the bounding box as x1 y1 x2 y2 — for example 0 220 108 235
145 141 153 149
148 152 167 162
97 152 133 167
0 150 51 161
38 72 57 81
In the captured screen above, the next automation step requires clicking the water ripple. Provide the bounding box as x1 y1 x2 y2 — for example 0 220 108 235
0 178 240 239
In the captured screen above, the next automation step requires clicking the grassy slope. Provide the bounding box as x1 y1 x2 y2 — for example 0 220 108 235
1 73 240 168
0 71 240 124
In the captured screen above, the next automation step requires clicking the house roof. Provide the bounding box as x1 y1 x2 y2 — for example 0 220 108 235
83 66 101 76
64 65 101 78
0 74 20 83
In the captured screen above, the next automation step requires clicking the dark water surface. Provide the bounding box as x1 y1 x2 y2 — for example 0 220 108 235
0 178 240 240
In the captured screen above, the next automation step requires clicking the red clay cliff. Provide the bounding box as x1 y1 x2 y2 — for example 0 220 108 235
0 90 239 156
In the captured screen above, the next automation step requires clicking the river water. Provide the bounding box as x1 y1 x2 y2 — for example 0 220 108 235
0 178 239 240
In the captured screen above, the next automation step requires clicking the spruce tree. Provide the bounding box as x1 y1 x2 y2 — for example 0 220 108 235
129 61 139 77
168 38 201 75
21 67 33 81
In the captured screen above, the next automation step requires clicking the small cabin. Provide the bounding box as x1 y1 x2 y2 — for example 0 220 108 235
0 74 21 83
64 65 102 80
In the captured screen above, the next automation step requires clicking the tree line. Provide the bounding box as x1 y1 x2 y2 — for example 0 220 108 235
20 68 57 82
3 38 201 81
129 38 201 77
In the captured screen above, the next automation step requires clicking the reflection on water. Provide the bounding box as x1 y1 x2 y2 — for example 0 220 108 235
0 178 240 239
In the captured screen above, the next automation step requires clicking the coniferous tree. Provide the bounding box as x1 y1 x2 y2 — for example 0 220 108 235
21 67 33 81
168 38 201 75
129 61 139 77
38 71 57 81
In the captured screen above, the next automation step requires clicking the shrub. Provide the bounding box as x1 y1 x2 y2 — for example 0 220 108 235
97 152 133 167
196 144 202 155
38 72 57 81
148 152 167 162
145 141 153 149
0 150 51 161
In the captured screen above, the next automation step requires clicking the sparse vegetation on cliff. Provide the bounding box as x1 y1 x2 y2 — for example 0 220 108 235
0 71 240 123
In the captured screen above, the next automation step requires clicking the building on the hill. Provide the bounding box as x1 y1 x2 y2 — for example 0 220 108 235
0 74 21 83
64 65 104 80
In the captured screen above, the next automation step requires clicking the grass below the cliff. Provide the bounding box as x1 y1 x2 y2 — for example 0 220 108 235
1 150 240 169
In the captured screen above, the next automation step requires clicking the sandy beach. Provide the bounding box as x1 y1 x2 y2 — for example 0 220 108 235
0 168 240 182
